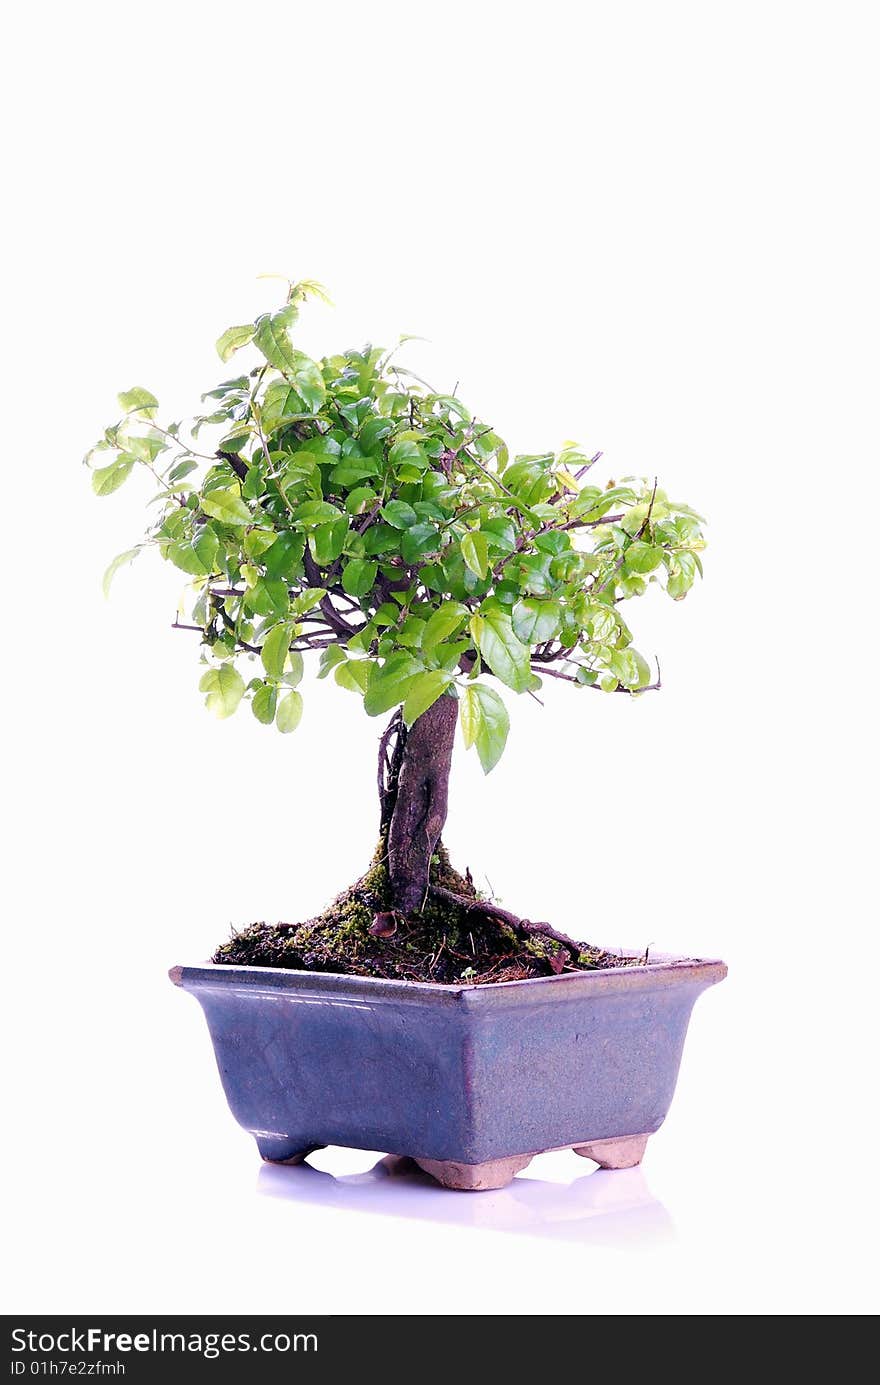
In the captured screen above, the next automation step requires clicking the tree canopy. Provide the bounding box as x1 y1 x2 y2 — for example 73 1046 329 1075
88 279 705 772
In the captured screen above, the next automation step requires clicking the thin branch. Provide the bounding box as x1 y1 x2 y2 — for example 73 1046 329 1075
534 664 578 682
438 500 485 531
214 603 262 654
290 636 338 651
466 453 522 506
533 659 662 694
302 548 359 637
448 425 494 459
147 422 217 463
355 501 382 535
573 450 603 480
170 617 343 656
558 512 624 532
388 363 438 393
254 414 273 471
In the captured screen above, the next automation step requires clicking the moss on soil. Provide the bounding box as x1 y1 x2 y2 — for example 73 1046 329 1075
213 841 640 985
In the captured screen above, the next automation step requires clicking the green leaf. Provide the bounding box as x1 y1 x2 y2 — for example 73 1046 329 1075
243 528 277 560
388 439 427 470
608 648 639 685
289 587 327 617
402 672 454 727
124 432 167 464
433 638 471 672
199 664 245 718
400 522 439 564
331 458 378 488
276 689 304 733
359 417 394 454
480 516 517 552
261 379 309 428
310 519 349 565
102 546 141 598
297 434 341 459
263 532 305 580
261 623 292 678
244 576 289 620
534 529 570 556
666 551 698 600
218 428 250 454
253 314 326 409
502 456 555 505
168 459 198 484
460 683 510 773
241 465 264 501
216 324 255 362
291 278 333 305
281 651 304 687
342 558 378 598
631 650 652 688
372 603 401 627
200 376 248 400
494 580 519 607
422 601 468 654
201 486 252 526
625 542 663 574
334 659 372 693
470 610 532 693
461 530 489 579
345 486 377 515
91 456 135 496
363 652 423 717
191 526 219 573
515 552 555 596
460 685 479 750
117 386 158 418
363 524 401 556
166 540 207 576
381 500 418 529
581 604 617 642
318 645 347 678
396 615 427 648
253 311 299 373
251 682 277 724
290 499 341 528
512 598 560 645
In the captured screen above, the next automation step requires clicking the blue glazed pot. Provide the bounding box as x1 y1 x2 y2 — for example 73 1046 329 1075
171 955 726 1190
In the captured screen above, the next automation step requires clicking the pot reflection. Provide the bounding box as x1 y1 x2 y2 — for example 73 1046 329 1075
257 1151 673 1245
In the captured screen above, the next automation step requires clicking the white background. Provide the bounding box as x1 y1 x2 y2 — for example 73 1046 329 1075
2 0 877 1316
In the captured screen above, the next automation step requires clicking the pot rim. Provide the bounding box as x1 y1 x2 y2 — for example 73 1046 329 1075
170 952 727 1008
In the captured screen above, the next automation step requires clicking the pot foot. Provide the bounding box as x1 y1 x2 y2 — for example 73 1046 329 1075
572 1134 649 1169
414 1154 533 1191
255 1137 325 1165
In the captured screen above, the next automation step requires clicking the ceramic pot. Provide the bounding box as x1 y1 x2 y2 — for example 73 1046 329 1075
171 954 725 1190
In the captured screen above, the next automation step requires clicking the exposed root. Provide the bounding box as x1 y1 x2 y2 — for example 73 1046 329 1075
213 840 638 984
428 884 584 972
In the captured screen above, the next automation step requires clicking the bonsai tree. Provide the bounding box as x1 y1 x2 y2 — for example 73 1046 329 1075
88 279 705 978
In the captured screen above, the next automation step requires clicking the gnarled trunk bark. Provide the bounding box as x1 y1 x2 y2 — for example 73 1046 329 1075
375 695 582 965
379 694 458 915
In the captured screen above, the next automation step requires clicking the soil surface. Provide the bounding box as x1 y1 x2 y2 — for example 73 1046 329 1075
213 843 644 985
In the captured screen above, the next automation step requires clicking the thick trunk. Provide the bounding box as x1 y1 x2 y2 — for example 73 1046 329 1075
374 696 581 966
381 694 457 915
